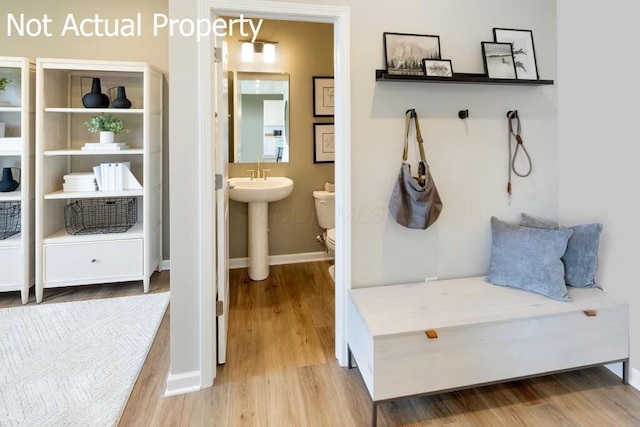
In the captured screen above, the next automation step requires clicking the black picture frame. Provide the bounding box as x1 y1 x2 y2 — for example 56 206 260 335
384 32 441 76
422 59 453 77
312 76 334 117
481 42 517 79
493 28 539 80
313 123 335 163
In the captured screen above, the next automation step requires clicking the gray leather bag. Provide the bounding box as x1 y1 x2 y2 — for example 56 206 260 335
389 110 443 230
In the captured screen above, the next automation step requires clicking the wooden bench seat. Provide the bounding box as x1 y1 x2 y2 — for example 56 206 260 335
346 276 630 426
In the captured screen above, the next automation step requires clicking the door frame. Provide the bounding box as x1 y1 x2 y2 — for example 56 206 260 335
198 0 352 387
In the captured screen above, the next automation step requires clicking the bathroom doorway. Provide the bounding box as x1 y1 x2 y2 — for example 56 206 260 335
199 1 352 387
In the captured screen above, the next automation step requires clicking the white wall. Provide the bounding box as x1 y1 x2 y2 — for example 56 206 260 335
558 1 640 382
167 0 201 378
168 0 557 382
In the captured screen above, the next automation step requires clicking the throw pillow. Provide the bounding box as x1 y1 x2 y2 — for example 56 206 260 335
521 214 603 288
486 216 573 301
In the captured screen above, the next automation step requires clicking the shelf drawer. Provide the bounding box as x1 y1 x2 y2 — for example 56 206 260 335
0 246 20 286
43 239 143 284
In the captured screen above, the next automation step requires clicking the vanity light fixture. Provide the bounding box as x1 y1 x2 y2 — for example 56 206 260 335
240 40 278 64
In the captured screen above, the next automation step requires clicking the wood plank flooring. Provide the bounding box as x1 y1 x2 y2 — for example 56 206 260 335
2 263 640 426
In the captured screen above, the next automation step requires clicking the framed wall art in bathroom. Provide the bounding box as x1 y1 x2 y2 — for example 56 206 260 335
312 76 334 117
313 123 335 163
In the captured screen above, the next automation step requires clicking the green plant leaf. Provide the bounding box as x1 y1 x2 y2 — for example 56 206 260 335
83 113 129 134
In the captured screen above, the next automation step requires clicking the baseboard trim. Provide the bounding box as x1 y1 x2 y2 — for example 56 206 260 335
229 251 333 270
165 370 201 397
161 260 171 270
605 363 640 391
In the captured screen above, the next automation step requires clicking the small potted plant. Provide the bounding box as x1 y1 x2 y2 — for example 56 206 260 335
84 113 128 143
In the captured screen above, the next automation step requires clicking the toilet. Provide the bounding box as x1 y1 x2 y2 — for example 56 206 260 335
313 190 335 280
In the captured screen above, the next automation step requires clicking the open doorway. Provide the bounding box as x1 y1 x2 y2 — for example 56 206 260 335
198 1 352 387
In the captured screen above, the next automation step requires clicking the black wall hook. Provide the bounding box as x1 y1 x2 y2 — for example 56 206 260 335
458 109 469 119
405 109 416 118
507 110 519 119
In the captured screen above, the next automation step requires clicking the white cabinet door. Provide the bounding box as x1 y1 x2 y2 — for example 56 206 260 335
263 100 284 126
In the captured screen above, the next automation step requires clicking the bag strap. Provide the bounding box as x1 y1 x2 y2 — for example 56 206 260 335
403 109 427 163
403 109 428 178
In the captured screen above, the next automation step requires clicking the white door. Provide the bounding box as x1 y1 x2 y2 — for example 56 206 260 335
214 34 230 364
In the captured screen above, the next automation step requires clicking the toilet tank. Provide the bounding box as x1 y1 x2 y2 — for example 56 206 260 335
313 190 335 230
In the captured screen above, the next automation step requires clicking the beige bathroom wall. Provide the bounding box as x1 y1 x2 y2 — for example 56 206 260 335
0 0 170 259
225 19 335 259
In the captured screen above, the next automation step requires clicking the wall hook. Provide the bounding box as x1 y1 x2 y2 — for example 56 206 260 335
405 109 416 118
458 109 469 120
507 110 519 119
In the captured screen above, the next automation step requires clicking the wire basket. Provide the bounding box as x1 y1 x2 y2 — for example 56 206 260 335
64 198 137 235
0 201 21 240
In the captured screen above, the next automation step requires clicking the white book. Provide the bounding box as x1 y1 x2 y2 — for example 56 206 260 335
93 166 102 190
83 142 130 148
123 163 142 190
81 146 129 151
63 172 95 179
115 163 123 191
100 163 109 192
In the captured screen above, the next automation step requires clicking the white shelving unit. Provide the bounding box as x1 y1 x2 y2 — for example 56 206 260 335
35 58 163 303
0 57 35 304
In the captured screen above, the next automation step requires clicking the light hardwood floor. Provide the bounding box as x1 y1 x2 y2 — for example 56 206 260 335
2 263 640 426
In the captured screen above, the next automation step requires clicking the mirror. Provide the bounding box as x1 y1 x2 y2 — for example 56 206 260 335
229 71 290 163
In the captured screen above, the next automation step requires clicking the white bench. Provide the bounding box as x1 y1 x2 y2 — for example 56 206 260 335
346 276 629 426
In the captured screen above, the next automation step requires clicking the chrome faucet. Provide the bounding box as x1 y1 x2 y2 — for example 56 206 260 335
256 157 261 179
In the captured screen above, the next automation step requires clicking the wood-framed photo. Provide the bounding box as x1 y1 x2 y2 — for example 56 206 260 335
493 28 539 80
312 76 334 117
384 32 441 76
481 42 517 79
313 123 335 163
422 59 453 77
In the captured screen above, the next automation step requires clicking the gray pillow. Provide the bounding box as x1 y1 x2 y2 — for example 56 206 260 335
486 217 572 301
521 214 603 288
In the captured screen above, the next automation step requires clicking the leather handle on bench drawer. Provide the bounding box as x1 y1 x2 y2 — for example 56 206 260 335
425 330 438 339
583 310 597 317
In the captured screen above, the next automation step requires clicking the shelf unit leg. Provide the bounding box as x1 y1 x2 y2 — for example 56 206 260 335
35 284 43 303
143 277 150 293
623 360 630 385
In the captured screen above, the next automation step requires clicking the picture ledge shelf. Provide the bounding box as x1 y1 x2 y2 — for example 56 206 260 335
375 70 554 85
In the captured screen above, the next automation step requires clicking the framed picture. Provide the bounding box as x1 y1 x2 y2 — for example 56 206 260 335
493 28 539 80
481 42 517 79
313 123 335 163
313 76 334 117
384 32 441 76
422 59 453 77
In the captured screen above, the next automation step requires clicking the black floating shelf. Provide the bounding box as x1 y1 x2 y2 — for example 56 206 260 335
375 70 554 86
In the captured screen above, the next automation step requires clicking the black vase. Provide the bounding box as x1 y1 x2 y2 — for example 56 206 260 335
82 78 110 109
0 167 19 192
111 86 132 109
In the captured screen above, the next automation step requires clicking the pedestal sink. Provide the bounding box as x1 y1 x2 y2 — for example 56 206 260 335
229 176 294 281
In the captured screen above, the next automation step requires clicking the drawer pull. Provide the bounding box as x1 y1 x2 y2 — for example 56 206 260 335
91 259 97 263
583 310 597 317
425 330 438 339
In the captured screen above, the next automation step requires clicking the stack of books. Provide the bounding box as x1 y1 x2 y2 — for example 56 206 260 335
63 172 98 192
81 142 130 151
93 162 142 192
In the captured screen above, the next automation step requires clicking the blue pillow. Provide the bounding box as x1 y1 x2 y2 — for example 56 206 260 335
486 217 573 301
521 214 603 288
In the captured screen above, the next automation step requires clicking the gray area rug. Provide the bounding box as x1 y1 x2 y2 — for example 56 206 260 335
0 292 170 426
